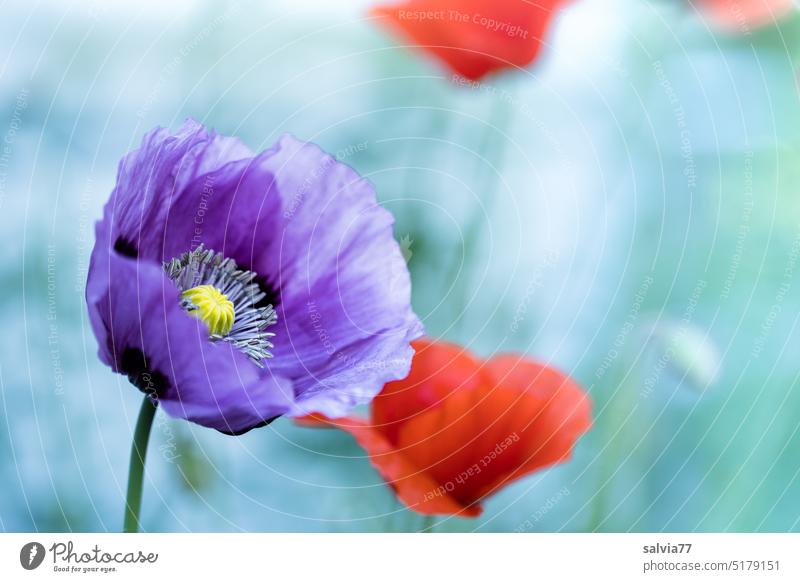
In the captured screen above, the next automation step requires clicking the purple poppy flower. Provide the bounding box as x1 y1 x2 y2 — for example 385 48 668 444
86 119 423 435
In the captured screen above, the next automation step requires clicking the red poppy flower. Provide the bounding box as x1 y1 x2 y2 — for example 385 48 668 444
696 0 793 30
369 0 570 81
298 338 591 517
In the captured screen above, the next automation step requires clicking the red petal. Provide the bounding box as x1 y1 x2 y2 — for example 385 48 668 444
371 338 484 445
472 355 592 499
305 412 479 516
297 346 590 517
393 354 590 507
370 0 568 80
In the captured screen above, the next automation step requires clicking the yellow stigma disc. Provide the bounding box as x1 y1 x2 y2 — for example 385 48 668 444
181 285 235 337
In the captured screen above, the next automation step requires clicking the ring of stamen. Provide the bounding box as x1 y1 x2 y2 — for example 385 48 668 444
164 245 278 366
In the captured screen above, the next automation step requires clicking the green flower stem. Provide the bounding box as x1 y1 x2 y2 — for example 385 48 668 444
123 396 158 533
419 514 436 533
587 345 647 532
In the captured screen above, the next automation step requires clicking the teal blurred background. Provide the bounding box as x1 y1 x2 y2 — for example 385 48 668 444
2 0 800 532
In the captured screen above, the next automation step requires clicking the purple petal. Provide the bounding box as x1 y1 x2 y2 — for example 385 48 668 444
247 136 424 416
102 119 252 263
159 149 282 270
87 235 295 434
88 122 422 430
158 134 424 417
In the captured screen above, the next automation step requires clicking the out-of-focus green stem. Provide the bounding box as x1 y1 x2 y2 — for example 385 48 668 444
419 514 436 533
450 93 514 333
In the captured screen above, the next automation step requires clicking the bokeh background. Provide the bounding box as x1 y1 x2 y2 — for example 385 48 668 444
2 0 800 532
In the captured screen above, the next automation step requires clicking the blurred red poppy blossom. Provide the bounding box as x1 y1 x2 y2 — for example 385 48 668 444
696 0 793 30
298 339 591 517
369 0 570 81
